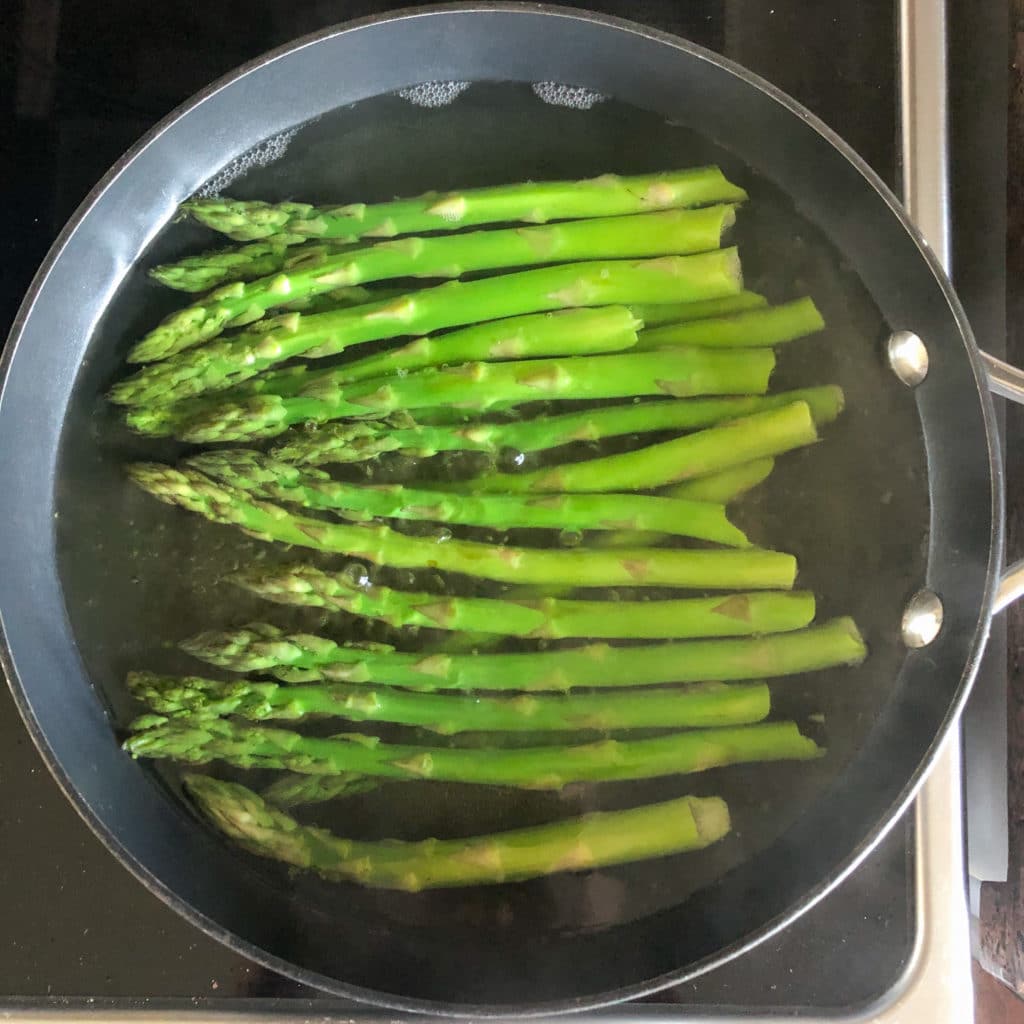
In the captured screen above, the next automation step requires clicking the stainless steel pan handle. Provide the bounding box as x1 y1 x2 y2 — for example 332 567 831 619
979 350 1024 611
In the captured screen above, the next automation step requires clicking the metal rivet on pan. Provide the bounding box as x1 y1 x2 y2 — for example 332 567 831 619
901 589 943 648
886 330 929 387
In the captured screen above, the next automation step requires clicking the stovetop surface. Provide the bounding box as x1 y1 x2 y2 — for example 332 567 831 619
0 0 995 1012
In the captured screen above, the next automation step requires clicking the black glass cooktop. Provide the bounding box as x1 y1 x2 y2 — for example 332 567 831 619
0 0 1003 1012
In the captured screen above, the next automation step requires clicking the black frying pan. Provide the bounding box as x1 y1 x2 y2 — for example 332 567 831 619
0 3 1012 1014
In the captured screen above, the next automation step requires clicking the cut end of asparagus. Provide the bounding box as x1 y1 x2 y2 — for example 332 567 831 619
833 617 868 664
687 795 732 844
718 204 737 241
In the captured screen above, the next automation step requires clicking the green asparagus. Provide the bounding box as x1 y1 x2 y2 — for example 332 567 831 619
130 207 736 362
187 449 751 546
262 773 380 808
628 291 767 326
166 347 776 444
467 401 816 493
109 254 743 407
266 388 842 467
130 672 772 733
669 459 776 503
182 168 748 243
150 243 391 294
128 464 797 589
180 618 866 690
635 297 824 350
598 459 779 546
124 305 645 438
150 240 340 293
185 775 732 889
127 718 821 788
229 563 815 639
308 305 647 385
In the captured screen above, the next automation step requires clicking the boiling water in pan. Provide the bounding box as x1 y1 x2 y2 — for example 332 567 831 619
55 82 928 938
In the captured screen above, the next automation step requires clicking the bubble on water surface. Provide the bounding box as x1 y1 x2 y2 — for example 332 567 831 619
194 128 300 197
531 82 606 110
396 81 471 108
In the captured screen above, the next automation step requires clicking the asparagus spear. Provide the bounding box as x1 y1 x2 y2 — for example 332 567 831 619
279 285 407 315
128 465 797 589
239 304 645 394
182 168 748 243
166 348 776 444
229 563 815 639
468 401 817 494
185 775 732 889
187 449 751 546
124 305 646 438
599 459 779 547
150 241 335 293
263 773 380 808
635 298 824 350
309 305 647 386
180 618 866 690
267 388 843 467
108 254 743 407
130 672 772 733
669 459 776 503
128 718 820 787
151 241 361 293
307 298 819 386
628 291 767 326
129 207 736 363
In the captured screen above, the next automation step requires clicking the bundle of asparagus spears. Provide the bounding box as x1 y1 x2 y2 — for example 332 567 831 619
116 168 867 892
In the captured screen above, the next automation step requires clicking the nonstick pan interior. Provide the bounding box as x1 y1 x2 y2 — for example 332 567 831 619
1 8 997 1013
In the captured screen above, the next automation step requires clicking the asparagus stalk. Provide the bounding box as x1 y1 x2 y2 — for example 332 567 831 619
129 207 736 363
468 401 817 494
150 242 375 294
150 241 338 293
298 303 650 384
128 465 797 589
186 775 732 889
128 718 820 788
669 459 776 503
279 285 407 315
263 773 380 808
165 348 776 444
180 618 866 690
229 563 815 639
267 388 843 467
124 305 646 438
130 672 772 733
307 305 647 385
182 168 748 243
187 449 751 546
628 291 767 326
635 297 824 350
108 254 743 407
598 459 778 547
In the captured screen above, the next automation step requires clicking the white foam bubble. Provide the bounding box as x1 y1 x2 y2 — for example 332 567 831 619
396 81 471 108
531 82 606 110
194 127 300 197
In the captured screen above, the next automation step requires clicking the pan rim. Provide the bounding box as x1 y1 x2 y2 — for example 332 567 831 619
0 2 1003 1015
